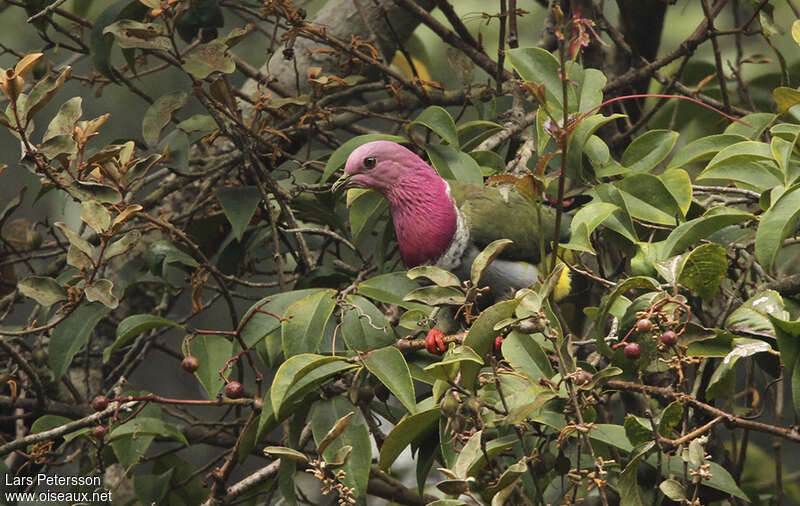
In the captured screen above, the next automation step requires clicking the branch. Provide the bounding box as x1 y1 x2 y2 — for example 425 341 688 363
392 0 512 81
604 0 727 93
606 379 800 444
0 401 134 457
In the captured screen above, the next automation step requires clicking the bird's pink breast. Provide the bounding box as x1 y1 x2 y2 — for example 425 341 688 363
386 178 458 268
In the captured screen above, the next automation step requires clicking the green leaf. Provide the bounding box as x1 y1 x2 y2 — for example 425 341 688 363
216 186 261 242
189 333 233 399
347 189 387 243
662 207 753 258
39 135 77 160
666 457 749 500
424 345 483 382
703 141 775 177
562 202 618 253
134 469 173 505
311 398 371 500
103 20 171 51
54 222 94 262
616 174 681 225
31 415 72 436
177 114 217 134
453 429 483 478
317 412 354 456
724 112 776 139
678 243 727 301
589 183 638 243
458 120 503 150
239 289 322 348
657 401 684 437
80 200 111 234
659 479 686 502
108 416 188 446
707 338 773 400
341 295 394 352
105 230 141 261
321 134 407 183
501 331 554 380
659 168 692 217
182 41 235 79
403 285 465 306
379 407 441 471
43 97 82 143
726 290 784 339
461 300 519 389
85 278 119 309
577 68 606 113
363 346 417 413
755 183 800 272
507 47 563 108
358 272 425 311
17 276 67 307
49 303 111 380
701 161 780 194
407 265 461 287
281 290 336 357
104 314 182 363
566 113 627 181
471 239 513 285
112 433 153 468
617 449 648 506
621 129 678 173
270 354 349 416
624 415 653 446
24 66 72 121
590 423 634 452
264 446 309 464
408 106 459 147
774 86 800 115
426 144 483 184
668 133 748 169
142 91 188 147
71 180 123 204
685 330 734 357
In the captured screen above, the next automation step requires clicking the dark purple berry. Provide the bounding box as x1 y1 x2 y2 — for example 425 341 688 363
624 342 642 359
91 395 109 412
225 381 244 399
660 330 677 346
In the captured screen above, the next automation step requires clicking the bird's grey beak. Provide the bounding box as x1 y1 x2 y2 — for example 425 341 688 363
331 173 353 193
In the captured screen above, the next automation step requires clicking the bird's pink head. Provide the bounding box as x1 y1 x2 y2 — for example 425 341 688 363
341 141 438 194
336 141 458 267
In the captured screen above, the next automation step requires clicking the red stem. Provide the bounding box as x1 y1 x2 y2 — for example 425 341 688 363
577 93 750 128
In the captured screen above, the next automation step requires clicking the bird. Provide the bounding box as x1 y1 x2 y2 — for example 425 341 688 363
332 140 571 353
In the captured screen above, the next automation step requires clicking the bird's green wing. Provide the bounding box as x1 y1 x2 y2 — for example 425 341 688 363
448 180 571 264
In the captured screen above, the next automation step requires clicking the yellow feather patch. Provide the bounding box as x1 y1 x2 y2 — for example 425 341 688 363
552 265 572 302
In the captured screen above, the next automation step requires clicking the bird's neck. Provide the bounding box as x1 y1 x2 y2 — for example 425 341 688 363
385 175 459 268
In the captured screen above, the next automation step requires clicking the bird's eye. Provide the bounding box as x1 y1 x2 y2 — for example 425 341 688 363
363 156 377 169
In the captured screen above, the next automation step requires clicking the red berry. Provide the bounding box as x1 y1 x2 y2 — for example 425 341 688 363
225 381 244 399
425 328 447 355
624 342 642 360
494 335 504 354
91 395 109 412
91 425 107 440
635 319 654 333
182 356 199 373
660 330 677 346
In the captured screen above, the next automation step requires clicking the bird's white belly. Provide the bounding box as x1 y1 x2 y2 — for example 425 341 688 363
433 209 469 271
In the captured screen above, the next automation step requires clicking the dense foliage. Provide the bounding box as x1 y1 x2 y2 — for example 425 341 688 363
2 1 800 505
